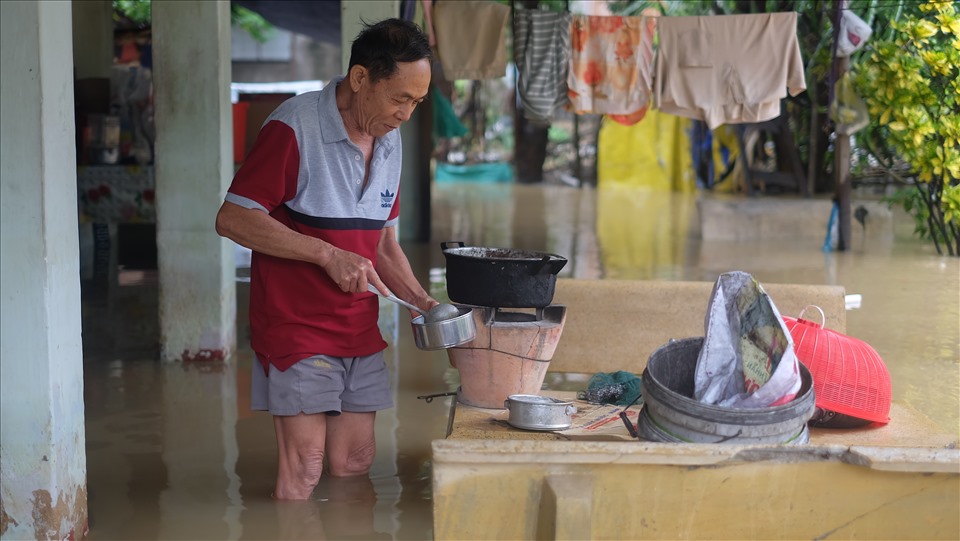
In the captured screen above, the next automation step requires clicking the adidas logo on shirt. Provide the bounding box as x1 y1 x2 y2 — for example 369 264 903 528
380 189 395 208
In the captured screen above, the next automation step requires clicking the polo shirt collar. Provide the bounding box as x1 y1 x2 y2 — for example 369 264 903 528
318 76 349 144
317 75 399 153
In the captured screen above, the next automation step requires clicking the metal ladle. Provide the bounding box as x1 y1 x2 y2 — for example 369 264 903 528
367 284 461 322
367 284 424 315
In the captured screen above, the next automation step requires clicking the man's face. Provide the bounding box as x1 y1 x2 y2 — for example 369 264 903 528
353 59 431 138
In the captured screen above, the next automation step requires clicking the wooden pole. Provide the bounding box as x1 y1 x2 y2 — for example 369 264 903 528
835 94 852 251
833 0 852 251
573 114 582 186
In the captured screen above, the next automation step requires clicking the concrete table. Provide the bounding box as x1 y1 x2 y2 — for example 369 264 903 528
435 392 960 540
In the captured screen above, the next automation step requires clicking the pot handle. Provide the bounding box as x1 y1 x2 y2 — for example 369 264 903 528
565 405 578 416
503 399 511 410
440 241 465 253
533 256 568 275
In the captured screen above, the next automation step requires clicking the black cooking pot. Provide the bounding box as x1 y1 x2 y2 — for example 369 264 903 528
441 241 568 308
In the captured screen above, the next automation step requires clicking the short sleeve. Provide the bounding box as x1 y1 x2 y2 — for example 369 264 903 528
225 120 300 213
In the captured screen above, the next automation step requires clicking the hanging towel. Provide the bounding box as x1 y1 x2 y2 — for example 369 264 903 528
654 12 806 129
431 86 467 139
514 8 572 123
567 15 656 122
432 0 511 80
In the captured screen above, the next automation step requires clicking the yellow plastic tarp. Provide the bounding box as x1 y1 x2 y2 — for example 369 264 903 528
597 109 695 192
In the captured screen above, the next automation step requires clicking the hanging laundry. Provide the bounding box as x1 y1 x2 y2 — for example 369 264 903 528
431 0 511 80
431 86 467 139
654 12 806 130
598 109 695 192
567 15 656 124
421 0 436 47
514 8 572 123
401 0 417 22
607 106 650 126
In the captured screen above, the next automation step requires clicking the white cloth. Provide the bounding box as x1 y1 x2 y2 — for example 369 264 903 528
433 0 511 80
654 12 806 129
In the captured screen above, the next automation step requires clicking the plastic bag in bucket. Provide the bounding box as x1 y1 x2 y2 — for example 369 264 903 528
694 271 802 408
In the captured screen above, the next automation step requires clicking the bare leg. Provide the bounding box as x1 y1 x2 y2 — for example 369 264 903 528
324 411 377 477
274 413 327 500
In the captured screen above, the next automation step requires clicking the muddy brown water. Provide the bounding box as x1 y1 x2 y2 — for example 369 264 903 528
83 182 958 539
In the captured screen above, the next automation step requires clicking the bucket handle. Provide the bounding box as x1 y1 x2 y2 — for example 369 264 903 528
796 305 826 328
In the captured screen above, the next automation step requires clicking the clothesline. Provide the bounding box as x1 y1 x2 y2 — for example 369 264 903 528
427 2 888 129
528 4 920 12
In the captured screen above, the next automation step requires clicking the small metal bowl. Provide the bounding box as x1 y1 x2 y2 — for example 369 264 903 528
410 306 476 350
504 394 577 431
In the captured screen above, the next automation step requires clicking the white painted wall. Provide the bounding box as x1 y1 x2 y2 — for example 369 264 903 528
153 0 236 362
0 1 88 539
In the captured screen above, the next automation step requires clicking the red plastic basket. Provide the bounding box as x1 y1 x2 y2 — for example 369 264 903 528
782 306 891 424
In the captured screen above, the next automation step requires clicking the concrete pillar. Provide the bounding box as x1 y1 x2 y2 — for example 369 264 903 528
0 2 88 540
153 0 236 362
72 0 113 79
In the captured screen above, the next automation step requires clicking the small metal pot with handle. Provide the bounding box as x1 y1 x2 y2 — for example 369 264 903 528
410 307 476 350
504 394 578 431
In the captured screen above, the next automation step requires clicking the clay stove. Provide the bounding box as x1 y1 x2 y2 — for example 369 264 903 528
447 304 567 409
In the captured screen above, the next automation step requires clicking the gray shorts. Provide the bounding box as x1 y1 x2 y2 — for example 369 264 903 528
252 352 394 416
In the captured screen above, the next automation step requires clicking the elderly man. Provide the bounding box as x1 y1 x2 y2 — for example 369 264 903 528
216 19 436 500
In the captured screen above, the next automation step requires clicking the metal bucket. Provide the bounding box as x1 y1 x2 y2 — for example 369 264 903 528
638 337 815 445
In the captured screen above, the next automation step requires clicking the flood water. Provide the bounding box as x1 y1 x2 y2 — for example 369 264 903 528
83 181 959 540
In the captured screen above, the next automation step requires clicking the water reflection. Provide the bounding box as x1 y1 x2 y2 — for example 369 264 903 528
596 185 697 280
240 476 386 540
159 362 240 540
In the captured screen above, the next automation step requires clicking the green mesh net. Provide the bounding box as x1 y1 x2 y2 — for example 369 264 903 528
579 371 642 406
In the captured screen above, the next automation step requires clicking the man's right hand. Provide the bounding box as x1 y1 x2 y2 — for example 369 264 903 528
319 245 387 295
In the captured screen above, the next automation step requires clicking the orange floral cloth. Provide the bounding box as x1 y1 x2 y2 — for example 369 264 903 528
567 15 656 124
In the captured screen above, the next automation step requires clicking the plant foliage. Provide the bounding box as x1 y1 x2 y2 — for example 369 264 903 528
112 0 275 43
855 0 960 255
